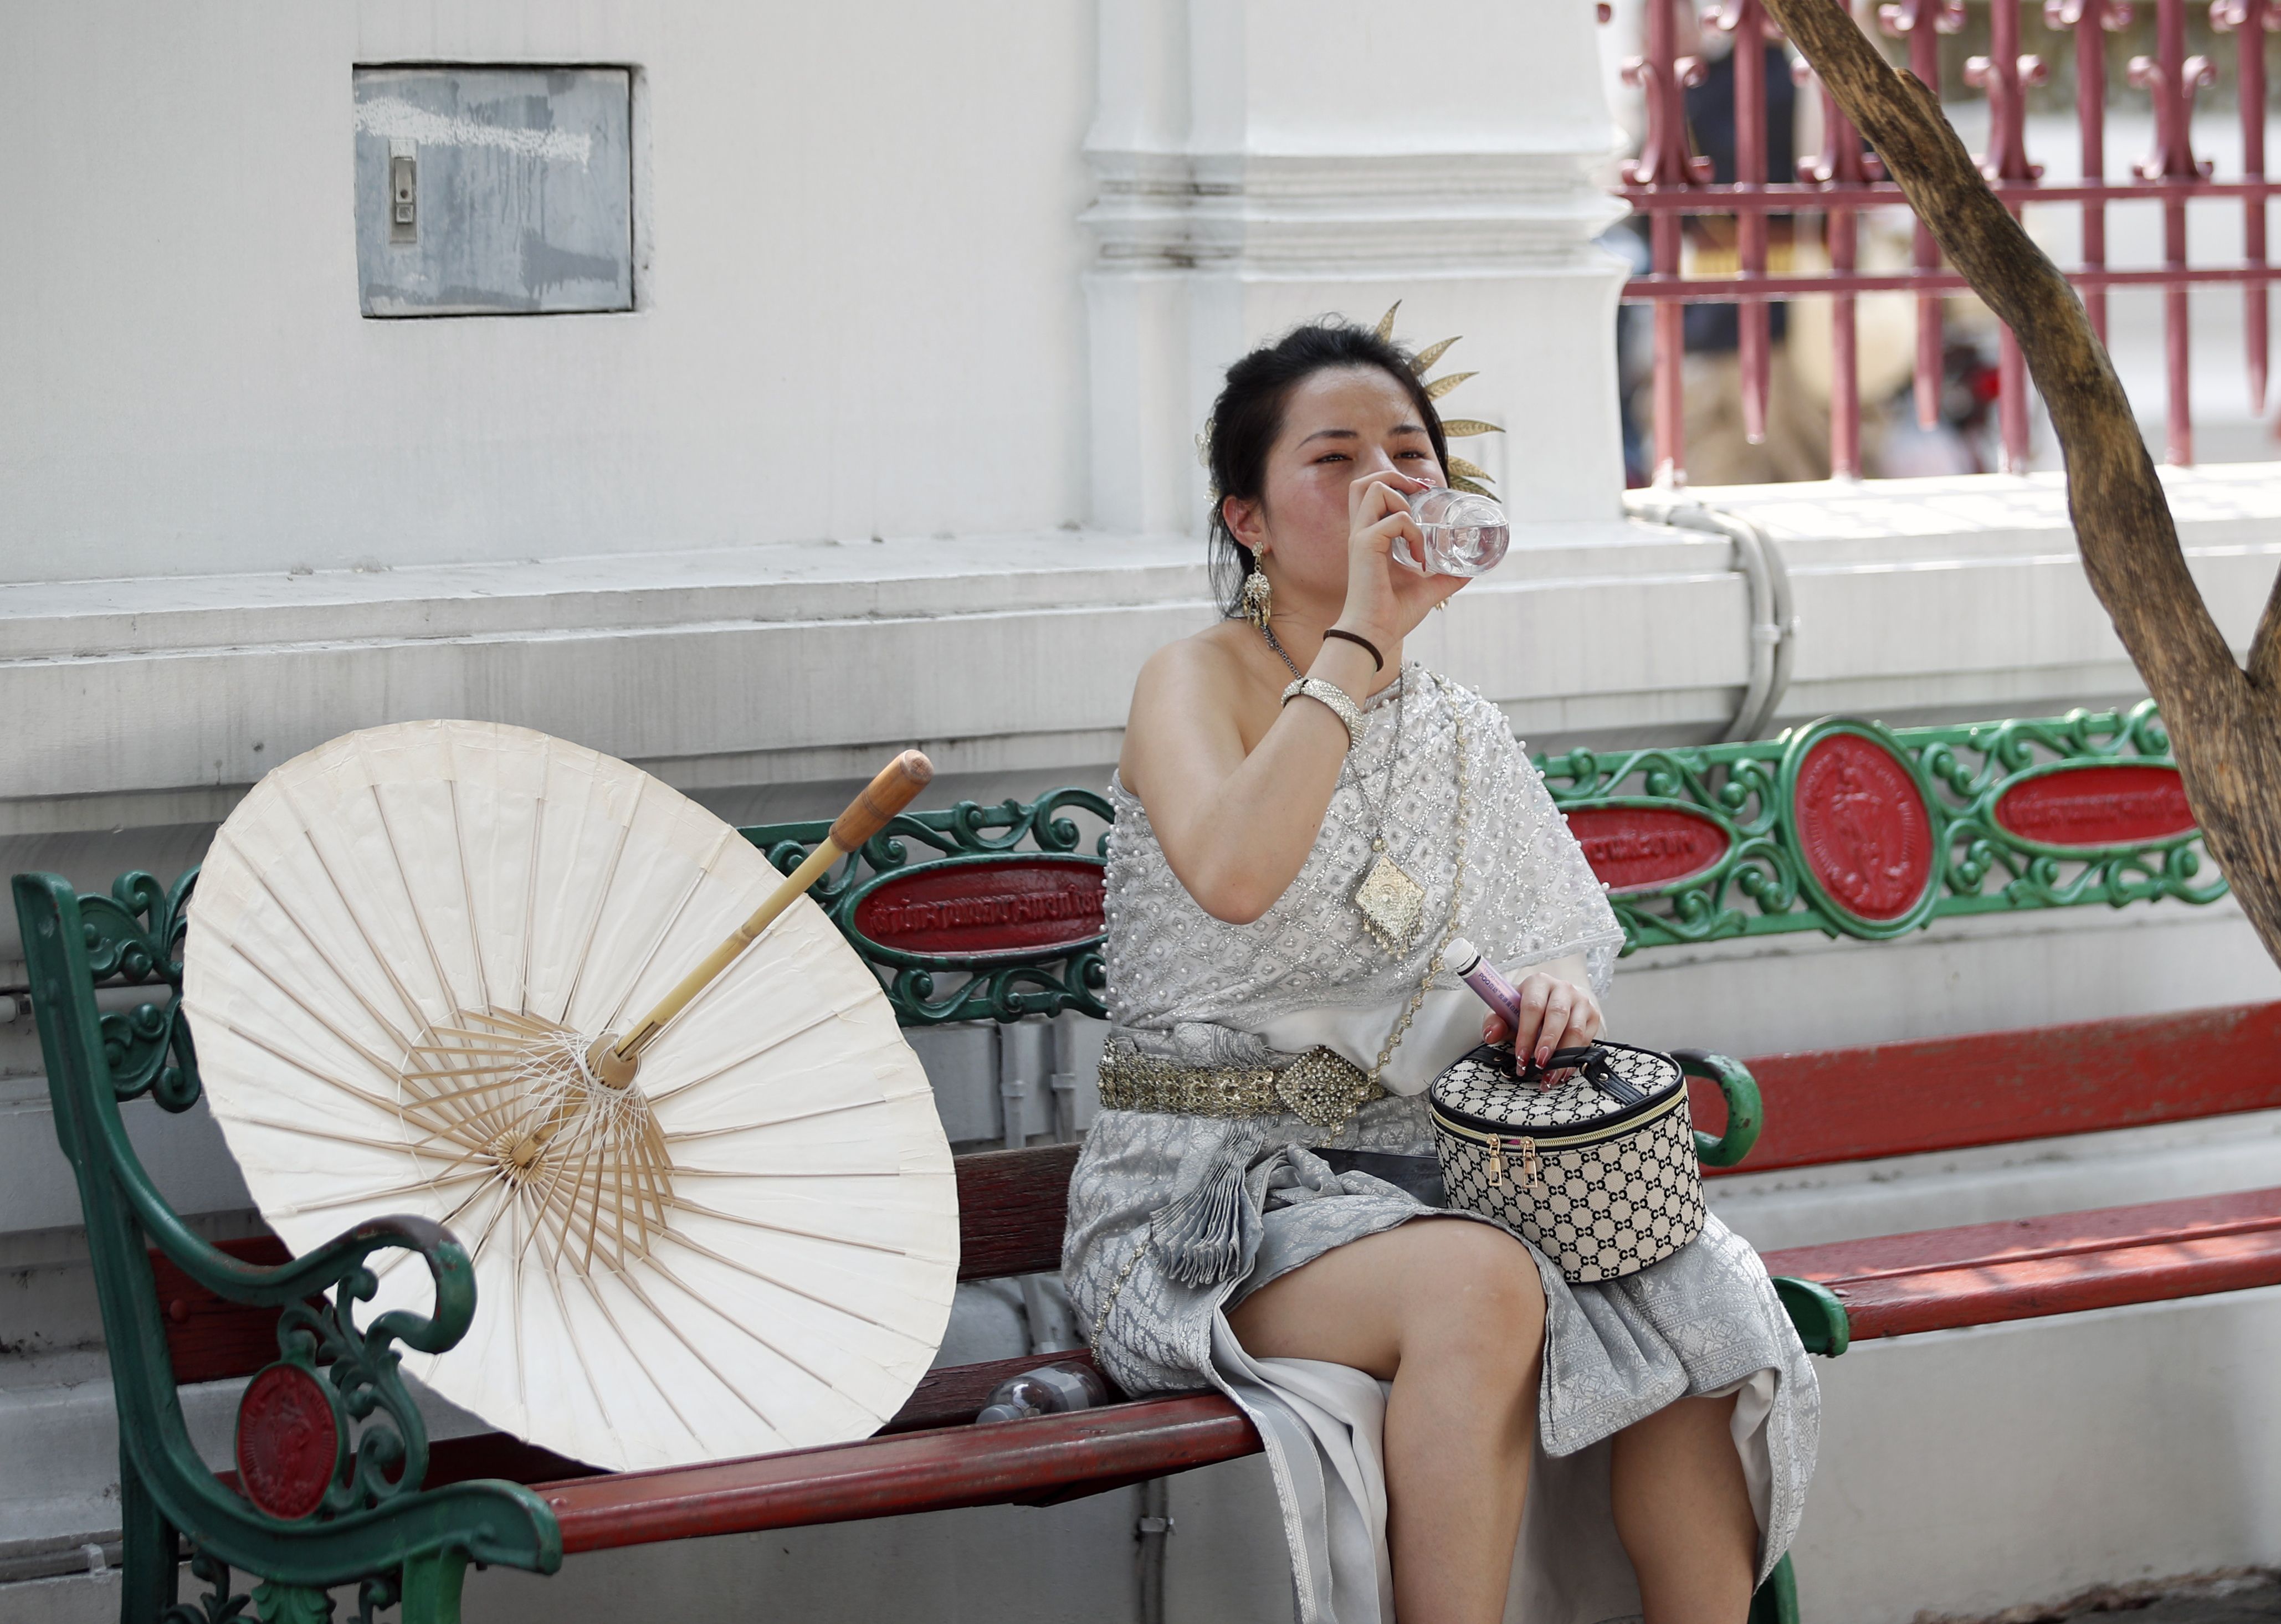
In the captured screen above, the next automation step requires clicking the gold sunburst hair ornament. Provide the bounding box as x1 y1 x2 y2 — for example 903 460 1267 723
1374 301 1504 496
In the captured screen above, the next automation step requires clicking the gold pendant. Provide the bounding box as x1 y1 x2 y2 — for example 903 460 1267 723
1353 853 1427 955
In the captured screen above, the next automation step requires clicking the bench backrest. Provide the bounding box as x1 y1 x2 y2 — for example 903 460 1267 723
19 702 2244 1394
12 702 2255 1607
747 703 2220 1025
1701 1000 2281 1174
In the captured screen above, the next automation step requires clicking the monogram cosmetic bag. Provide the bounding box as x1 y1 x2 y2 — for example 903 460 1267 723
1428 1040 1704 1284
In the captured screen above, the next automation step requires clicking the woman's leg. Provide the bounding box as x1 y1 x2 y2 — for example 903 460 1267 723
1226 1219 1545 1624
1609 1394 1758 1624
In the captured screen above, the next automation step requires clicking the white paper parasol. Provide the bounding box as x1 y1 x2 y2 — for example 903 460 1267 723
182 720 958 1473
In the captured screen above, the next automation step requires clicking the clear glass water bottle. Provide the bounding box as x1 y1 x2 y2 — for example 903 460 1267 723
973 1361 1110 1424
1394 486 1510 578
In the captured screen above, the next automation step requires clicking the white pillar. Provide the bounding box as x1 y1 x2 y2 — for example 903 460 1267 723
1082 0 1633 538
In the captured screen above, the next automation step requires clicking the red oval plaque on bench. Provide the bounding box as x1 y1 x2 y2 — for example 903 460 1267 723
849 855 1106 965
1564 804 1731 895
235 1362 340 1520
1791 728 1936 927
1993 762 2195 850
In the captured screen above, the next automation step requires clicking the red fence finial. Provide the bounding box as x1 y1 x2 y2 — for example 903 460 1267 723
1622 0 1714 189
2043 0 2133 27
1878 0 1965 40
1967 0 2050 182
1793 59 1886 186
2130 0 2216 181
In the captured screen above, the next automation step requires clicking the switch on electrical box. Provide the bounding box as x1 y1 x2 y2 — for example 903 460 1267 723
352 66 633 316
388 142 417 243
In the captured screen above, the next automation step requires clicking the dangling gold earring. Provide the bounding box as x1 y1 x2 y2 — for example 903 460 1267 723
1239 560 1273 629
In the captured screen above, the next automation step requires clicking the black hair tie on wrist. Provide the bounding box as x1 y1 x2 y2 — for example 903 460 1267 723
1321 628 1384 671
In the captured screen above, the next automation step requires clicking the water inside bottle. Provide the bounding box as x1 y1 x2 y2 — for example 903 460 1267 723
1395 486 1510 577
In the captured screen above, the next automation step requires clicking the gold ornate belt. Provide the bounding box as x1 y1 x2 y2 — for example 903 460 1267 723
1096 1040 1385 1132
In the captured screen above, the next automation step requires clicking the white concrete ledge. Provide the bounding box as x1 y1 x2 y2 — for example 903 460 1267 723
8 466 2280 838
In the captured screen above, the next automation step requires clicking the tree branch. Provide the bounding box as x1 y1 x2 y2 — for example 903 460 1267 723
1762 0 2281 974
2252 566 2281 695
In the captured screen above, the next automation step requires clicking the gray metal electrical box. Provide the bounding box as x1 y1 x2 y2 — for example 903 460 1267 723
352 66 633 317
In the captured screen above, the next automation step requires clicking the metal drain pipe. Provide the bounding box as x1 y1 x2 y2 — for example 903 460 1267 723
1627 495 1798 742
1136 1476 1174 1624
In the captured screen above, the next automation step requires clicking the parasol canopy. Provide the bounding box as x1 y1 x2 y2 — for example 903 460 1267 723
182 720 958 1473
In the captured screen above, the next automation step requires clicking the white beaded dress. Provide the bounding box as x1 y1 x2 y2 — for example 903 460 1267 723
1061 666 1818 1624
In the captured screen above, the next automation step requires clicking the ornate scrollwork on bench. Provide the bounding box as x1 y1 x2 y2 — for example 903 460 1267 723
1536 701 2222 950
746 787 1113 1025
78 867 201 1107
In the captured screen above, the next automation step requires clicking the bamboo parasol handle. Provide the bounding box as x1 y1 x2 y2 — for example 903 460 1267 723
587 751 935 1086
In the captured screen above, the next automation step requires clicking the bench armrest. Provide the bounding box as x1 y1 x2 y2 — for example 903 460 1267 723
1674 1049 1764 1168
13 869 561 1619
1770 1275 1852 1356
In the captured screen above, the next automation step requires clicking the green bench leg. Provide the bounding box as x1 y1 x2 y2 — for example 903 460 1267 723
1749 1552 1800 1624
119 1447 177 1624
398 1549 470 1624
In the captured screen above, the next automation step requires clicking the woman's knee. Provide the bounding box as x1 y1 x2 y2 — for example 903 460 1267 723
1396 1220 1546 1361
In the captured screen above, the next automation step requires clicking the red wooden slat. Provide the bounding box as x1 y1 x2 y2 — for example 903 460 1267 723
247 1349 1123 1497
875 1349 1111 1434
1765 1186 2281 1339
159 1148 1085 1387
955 1143 1079 1279
1691 1000 2281 1176
150 1236 294 1384
536 1394 1259 1551
420 1432 597 1491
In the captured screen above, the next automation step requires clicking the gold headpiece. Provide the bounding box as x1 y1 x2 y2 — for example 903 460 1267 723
1199 306 1509 501
1375 301 1504 496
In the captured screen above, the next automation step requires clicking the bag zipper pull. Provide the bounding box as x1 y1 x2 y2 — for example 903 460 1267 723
1488 1139 1506 1185
1521 1137 1545 1198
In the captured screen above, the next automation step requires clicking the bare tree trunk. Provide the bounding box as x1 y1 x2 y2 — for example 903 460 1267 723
1759 0 2281 969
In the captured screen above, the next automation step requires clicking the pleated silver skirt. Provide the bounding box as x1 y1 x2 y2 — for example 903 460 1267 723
1063 1094 1819 1624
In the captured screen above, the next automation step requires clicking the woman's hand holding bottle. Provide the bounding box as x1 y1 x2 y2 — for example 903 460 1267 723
1334 470 1470 658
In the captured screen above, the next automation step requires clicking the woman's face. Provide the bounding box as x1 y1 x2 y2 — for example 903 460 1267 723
1226 364 1444 610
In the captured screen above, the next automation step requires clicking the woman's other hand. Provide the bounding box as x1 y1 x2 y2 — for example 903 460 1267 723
1337 470 1468 653
1480 971 1604 1067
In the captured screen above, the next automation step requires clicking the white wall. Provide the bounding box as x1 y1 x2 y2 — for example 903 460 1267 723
0 1 1097 582
1082 0 1631 535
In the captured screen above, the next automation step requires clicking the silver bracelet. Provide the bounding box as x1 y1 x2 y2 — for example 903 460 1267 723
1282 677 1363 749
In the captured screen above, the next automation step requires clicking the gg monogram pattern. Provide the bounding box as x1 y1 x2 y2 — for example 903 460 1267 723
1434 1098 1705 1283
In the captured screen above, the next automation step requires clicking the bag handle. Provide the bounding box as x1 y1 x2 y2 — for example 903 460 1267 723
1515 1042 1644 1106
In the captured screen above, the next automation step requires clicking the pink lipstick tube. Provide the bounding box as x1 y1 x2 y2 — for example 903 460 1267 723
1447 937 1523 1031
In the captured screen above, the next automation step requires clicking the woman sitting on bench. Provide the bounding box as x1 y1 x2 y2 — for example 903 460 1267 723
1063 319 1819 1624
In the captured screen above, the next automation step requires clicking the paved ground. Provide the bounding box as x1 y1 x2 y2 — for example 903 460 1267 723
1936 1573 2281 1624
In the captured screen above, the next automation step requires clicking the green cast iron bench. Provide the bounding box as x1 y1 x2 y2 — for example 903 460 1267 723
19 702 2250 1623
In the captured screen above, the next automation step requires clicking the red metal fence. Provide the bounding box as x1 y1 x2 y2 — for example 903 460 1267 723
1606 0 2281 484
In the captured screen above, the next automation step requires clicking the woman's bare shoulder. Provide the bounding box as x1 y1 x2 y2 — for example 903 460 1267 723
1131 621 1258 712
1122 622 1265 791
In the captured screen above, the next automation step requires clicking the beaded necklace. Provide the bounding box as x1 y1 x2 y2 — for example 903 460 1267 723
1258 623 1429 955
